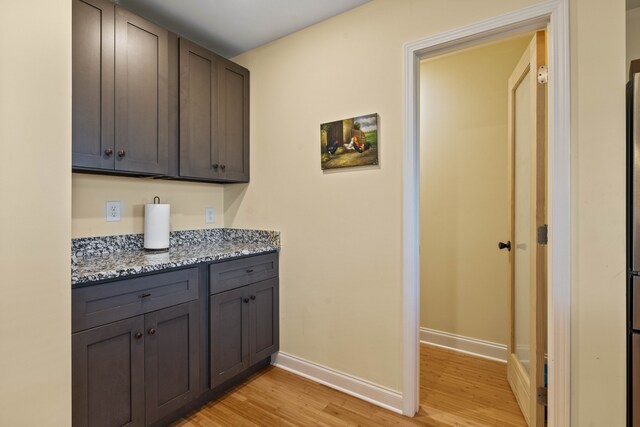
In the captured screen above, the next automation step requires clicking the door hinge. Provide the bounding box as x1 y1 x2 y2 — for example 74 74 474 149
537 386 548 406
537 64 548 84
537 224 548 245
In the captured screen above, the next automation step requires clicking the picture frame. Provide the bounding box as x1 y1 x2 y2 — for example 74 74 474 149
320 113 378 170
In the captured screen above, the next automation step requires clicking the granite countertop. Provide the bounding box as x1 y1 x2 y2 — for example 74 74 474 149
72 228 280 287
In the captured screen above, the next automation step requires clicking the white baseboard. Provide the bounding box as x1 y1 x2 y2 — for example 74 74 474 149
271 352 403 414
420 327 507 363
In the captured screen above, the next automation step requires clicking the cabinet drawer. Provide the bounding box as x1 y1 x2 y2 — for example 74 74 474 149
209 253 278 295
73 267 199 333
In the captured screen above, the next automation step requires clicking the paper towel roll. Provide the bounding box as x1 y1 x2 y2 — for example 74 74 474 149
144 203 170 250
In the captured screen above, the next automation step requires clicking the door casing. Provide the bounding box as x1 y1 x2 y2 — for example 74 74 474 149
402 1 571 425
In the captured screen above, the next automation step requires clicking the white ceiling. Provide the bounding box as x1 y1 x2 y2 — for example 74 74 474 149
116 0 370 57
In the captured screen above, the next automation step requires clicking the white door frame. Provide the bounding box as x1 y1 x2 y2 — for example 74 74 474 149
402 1 570 426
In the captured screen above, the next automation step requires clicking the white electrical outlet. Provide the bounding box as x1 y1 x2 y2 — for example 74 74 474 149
106 201 121 222
205 207 215 224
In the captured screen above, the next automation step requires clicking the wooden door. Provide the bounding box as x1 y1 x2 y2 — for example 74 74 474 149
144 301 200 425
210 286 250 388
114 7 168 175
72 0 115 170
72 316 145 427
506 31 547 427
248 278 279 365
179 39 220 180
218 59 250 182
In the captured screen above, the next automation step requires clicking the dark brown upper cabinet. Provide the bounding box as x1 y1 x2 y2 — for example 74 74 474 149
72 0 115 170
72 1 249 182
72 1 169 175
217 59 250 182
179 39 220 180
114 8 169 175
178 40 250 183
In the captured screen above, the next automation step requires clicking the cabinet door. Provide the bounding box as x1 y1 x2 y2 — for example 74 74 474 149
72 316 145 427
115 7 168 175
210 286 249 388
248 278 279 365
72 0 115 170
218 59 249 182
179 39 220 180
144 300 200 425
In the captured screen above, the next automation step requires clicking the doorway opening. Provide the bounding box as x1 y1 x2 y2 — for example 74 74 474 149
402 1 571 425
418 30 545 426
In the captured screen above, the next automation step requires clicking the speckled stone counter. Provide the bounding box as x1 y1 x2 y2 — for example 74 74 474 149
72 228 280 287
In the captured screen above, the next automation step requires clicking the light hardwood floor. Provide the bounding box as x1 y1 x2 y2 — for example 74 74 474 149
172 344 527 426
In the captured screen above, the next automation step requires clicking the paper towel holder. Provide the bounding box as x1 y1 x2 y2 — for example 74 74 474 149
144 196 170 252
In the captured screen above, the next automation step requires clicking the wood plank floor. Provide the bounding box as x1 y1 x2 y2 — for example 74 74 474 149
171 344 527 426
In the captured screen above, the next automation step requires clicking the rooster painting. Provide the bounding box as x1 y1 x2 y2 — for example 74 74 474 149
320 113 379 170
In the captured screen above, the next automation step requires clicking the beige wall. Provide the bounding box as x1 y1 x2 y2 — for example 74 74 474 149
230 0 627 422
570 0 626 425
18 0 623 423
72 174 225 237
419 36 531 345
229 0 541 392
0 1 72 425
628 7 640 73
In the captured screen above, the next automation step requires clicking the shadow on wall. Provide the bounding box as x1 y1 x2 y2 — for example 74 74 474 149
224 183 249 226
322 164 381 174
71 173 226 237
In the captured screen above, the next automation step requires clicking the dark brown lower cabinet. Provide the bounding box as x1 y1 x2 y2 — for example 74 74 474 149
210 278 278 388
72 316 145 427
210 286 249 387
145 301 200 425
249 279 279 364
72 254 278 426
72 301 199 427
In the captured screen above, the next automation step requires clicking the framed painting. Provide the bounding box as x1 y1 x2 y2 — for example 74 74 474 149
320 113 378 170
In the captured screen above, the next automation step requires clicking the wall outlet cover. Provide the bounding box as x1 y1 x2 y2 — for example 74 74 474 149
205 207 215 224
106 201 121 222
